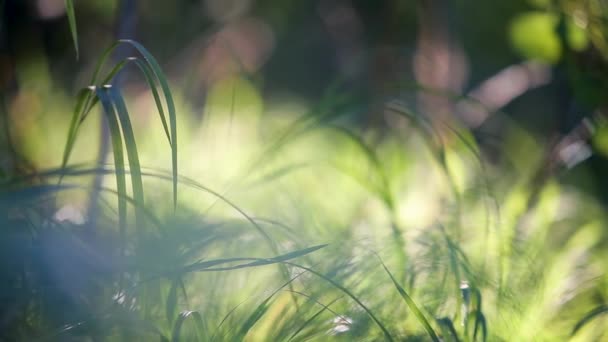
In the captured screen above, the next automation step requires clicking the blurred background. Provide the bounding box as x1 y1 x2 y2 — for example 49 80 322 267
1 0 608 340
2 0 608 203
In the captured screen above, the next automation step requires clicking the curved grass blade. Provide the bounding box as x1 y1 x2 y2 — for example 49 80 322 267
571 305 608 336
210 299 248 342
27 165 275 240
236 271 306 340
117 39 178 211
132 59 172 144
79 57 171 145
2 178 164 234
76 42 121 124
180 244 326 274
71 57 133 127
96 86 127 243
69 40 178 210
60 87 95 180
467 310 487 342
107 86 145 231
437 317 461 342
86 57 171 144
171 310 205 342
50 164 302 305
64 0 78 59
327 125 393 209
0 184 77 205
166 277 180 325
287 295 342 341
163 171 301 303
235 300 270 340
376 256 440 341
283 261 395 342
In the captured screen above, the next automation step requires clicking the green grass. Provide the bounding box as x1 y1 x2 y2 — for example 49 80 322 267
1 16 607 339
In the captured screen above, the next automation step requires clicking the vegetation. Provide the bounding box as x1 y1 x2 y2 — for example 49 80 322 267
1 0 607 341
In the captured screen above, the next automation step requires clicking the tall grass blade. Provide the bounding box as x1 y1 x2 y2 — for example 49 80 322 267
287 295 342 341
571 305 608 336
64 0 78 59
327 125 393 209
236 301 270 340
285 262 395 341
71 40 178 210
86 56 172 145
108 86 145 231
468 310 487 342
376 256 440 341
166 277 180 325
132 59 172 144
171 310 205 342
437 317 461 342
60 88 94 180
210 300 248 342
180 244 326 274
117 39 178 211
96 87 127 242
236 272 305 340
78 56 172 144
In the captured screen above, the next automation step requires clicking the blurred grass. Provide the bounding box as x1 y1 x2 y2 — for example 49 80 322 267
1 32 607 341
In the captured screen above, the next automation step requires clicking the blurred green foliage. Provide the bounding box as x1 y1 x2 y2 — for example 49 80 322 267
1 0 608 341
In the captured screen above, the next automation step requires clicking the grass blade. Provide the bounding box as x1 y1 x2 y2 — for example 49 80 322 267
571 305 608 336
132 59 172 144
210 299 248 342
171 310 205 342
117 39 178 211
468 310 487 342
64 0 78 59
166 277 180 326
327 125 393 209
180 244 326 274
437 317 461 342
81 55 172 146
284 262 395 341
287 295 342 341
237 271 307 340
236 301 270 340
95 86 127 243
60 87 95 179
376 255 440 341
107 86 145 231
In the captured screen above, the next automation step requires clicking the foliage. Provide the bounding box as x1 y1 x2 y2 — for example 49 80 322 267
0 0 607 341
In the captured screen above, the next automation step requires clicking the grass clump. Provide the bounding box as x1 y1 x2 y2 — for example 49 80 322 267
0 5 607 340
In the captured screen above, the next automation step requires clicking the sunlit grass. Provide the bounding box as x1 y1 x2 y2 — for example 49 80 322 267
2 34 607 340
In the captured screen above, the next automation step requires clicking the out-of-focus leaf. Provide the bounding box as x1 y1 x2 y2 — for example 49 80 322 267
64 0 78 58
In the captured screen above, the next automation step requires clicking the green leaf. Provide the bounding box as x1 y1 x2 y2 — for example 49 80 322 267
437 317 461 342
117 39 178 211
60 87 95 180
572 305 608 336
132 59 172 144
61 40 178 216
236 301 270 340
285 262 395 342
377 256 440 342
107 86 145 231
64 0 78 59
180 244 327 274
166 278 180 325
96 86 127 244
287 295 342 341
466 310 487 342
171 310 205 342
